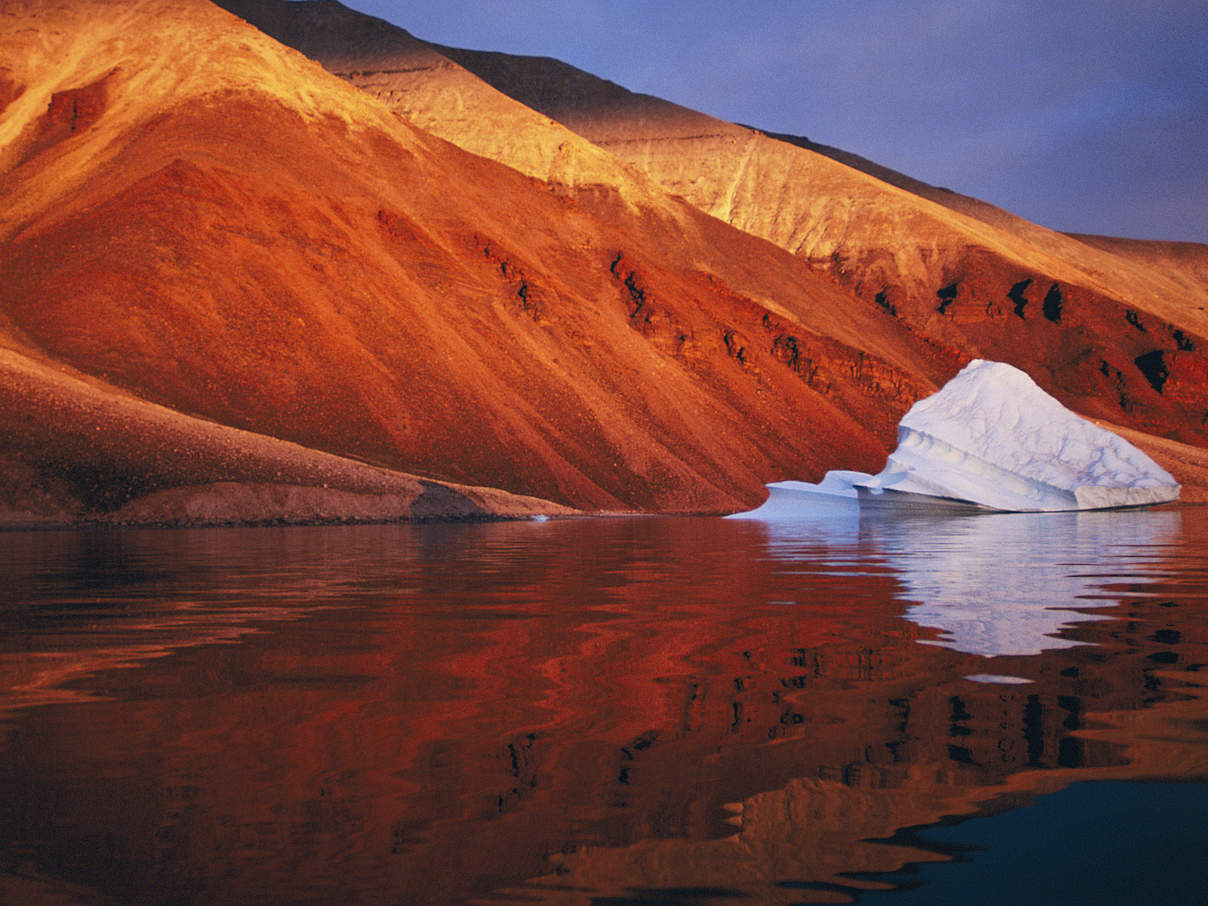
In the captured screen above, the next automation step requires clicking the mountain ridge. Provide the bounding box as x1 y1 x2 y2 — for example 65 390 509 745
223 0 1207 462
1 0 966 522
413 37 1208 449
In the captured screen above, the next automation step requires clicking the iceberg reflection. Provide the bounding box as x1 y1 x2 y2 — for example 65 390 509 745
746 499 1181 657
872 508 1181 656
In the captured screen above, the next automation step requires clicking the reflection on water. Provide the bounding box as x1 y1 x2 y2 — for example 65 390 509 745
757 503 1183 658
0 528 386 711
880 508 1183 659
0 510 1205 904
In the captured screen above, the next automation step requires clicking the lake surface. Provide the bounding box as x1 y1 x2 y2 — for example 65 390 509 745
1 505 1206 904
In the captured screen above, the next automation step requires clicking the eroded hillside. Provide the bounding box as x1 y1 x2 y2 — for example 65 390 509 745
1 0 954 521
423 39 1208 448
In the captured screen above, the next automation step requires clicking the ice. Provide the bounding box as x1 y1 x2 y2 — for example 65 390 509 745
734 359 1179 514
859 359 1179 510
728 471 868 521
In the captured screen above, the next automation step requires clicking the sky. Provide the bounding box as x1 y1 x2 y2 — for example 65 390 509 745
338 0 1207 244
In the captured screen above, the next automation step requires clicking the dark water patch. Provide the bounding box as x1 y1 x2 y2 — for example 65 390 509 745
853 782 1208 905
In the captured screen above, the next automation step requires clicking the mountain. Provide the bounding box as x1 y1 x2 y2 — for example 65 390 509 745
208 0 944 378
0 346 572 526
435 47 1208 441
216 0 1208 500
1 0 957 524
0 0 572 524
232 0 1205 452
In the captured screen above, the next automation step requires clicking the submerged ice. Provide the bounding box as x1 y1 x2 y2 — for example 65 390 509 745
735 359 1180 515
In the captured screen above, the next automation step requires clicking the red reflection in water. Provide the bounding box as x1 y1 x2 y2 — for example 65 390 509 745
0 514 1205 904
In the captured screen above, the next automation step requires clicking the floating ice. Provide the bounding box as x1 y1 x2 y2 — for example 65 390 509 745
728 471 865 522
735 359 1180 515
965 674 1035 685
861 359 1180 510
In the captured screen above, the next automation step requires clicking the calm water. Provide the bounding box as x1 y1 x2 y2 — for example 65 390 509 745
0 506 1206 904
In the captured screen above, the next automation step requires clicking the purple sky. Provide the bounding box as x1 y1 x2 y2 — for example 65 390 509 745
337 0 1207 244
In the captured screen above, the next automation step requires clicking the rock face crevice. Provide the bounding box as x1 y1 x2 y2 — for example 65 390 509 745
1135 350 1169 393
720 328 747 364
473 235 548 322
1042 284 1063 323
935 283 958 315
1008 278 1032 318
874 289 897 317
16 72 112 166
607 253 678 343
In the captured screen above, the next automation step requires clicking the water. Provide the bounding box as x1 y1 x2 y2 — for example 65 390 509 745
0 506 1205 904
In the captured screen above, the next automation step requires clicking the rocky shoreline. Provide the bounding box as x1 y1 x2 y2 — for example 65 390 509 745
0 350 576 529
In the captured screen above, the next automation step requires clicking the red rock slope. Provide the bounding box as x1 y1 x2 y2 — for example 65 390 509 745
417 40 1208 449
219 0 1208 494
1 0 945 522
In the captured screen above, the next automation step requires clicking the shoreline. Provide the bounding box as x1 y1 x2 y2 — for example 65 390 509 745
2 496 1202 534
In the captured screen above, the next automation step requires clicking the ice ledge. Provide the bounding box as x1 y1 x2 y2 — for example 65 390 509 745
734 360 1180 516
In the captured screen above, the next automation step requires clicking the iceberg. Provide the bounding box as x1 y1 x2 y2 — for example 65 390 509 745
734 359 1180 515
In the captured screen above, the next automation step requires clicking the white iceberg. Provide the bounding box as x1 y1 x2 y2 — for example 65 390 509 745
734 359 1179 515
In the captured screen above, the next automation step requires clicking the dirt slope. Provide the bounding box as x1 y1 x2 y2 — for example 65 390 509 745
1 0 951 521
211 0 945 383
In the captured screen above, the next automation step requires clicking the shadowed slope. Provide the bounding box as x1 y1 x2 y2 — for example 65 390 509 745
211 0 676 208
1 0 940 519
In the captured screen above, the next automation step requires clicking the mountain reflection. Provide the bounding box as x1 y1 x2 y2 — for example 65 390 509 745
0 514 1205 904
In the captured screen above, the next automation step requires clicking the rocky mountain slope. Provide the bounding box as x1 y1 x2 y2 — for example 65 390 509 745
0 346 573 526
435 48 1208 444
213 0 1208 497
228 0 1204 454
1 0 964 524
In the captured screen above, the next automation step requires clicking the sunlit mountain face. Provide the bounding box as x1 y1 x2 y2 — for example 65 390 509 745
0 0 940 524
425 39 1208 441
1 0 1205 526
